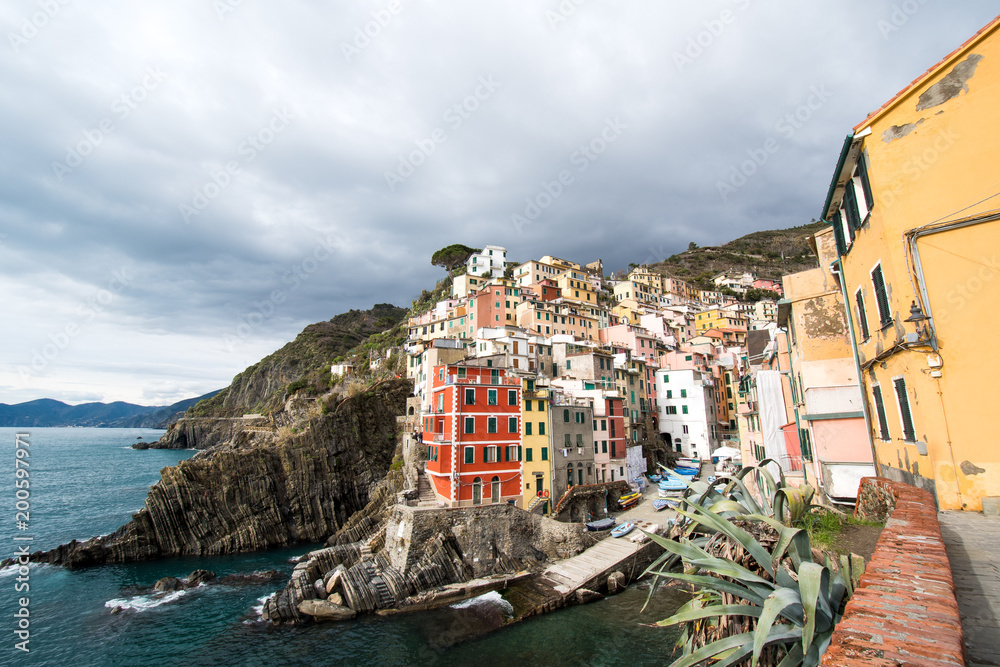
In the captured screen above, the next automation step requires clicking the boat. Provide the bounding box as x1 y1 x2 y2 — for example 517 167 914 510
611 522 636 538
673 468 698 477
706 475 717 483
652 498 678 511
648 474 661 483
619 491 641 504
586 517 616 531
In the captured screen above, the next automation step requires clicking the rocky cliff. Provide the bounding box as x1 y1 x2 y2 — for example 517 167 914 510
30 380 410 569
186 304 406 419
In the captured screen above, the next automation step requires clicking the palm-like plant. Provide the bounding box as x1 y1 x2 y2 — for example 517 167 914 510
643 464 859 666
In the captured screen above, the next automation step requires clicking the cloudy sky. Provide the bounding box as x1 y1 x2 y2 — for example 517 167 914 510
1 1 996 406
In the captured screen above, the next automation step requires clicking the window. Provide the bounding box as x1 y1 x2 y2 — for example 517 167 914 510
465 388 475 405
525 422 533 436
871 264 892 327
872 385 890 440
508 417 518 433
464 416 475 434
601 419 607 431
666 406 677 415
538 400 545 411
666 390 672 398
682 405 689 414
567 465 574 487
682 425 689 434
526 448 533 462
564 434 572 447
458 367 466 378
566 360 571 370
855 289 870 341
464 447 474 464
491 369 499 383
506 445 520 462
576 433 584 447
893 377 916 442
437 394 444 412
487 417 497 434
602 440 608 453
681 389 687 398
594 441 599 454
484 446 498 463
541 447 548 461
508 389 517 405
487 389 497 405
843 180 861 240
538 422 545 435
526 401 532 412
563 409 570 423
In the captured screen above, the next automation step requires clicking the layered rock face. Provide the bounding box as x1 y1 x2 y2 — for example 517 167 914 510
32 380 410 569
263 495 597 624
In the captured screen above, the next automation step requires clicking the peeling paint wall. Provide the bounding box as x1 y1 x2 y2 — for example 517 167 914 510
839 21 1000 511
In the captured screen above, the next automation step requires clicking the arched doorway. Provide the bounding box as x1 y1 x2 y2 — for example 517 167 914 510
472 477 482 505
491 476 500 503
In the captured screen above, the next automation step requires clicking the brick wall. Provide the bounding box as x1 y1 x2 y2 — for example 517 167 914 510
821 477 964 666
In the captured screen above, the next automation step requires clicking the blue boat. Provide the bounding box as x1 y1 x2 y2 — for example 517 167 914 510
673 468 698 476
611 522 636 538
586 517 616 531
652 498 678 511
648 474 662 483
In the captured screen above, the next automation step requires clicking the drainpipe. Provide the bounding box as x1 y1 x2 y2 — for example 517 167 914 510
830 257 881 474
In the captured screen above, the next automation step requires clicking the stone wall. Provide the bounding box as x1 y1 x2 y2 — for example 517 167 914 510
821 477 965 666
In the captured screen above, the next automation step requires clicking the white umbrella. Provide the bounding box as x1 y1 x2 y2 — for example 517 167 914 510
712 446 741 460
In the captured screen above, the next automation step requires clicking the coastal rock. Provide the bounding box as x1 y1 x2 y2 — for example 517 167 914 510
326 593 344 605
153 577 183 592
575 588 602 604
606 571 626 594
132 441 150 450
187 570 216 586
325 564 345 593
296 599 356 621
28 381 410 568
216 570 281 586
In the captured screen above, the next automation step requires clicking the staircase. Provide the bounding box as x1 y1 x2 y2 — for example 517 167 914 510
417 471 436 505
526 495 546 514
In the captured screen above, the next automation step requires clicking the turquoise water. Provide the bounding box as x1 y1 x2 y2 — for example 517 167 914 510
0 428 684 666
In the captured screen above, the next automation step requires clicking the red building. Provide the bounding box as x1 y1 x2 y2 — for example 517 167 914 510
423 362 522 506
594 395 629 482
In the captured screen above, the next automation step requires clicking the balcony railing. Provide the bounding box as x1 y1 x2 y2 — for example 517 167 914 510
446 375 521 387
432 434 450 443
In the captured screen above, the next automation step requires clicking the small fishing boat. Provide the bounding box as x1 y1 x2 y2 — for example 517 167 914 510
586 517 616 531
648 474 662 483
611 522 636 538
673 468 698 477
652 498 678 511
618 491 641 505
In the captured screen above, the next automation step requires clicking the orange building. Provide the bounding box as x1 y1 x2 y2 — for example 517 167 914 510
423 362 523 506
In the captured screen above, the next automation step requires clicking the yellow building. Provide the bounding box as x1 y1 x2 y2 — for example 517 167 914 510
555 268 596 307
520 381 553 513
820 15 1000 511
695 307 748 333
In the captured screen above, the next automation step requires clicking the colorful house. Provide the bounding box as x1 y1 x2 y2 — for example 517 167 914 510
520 380 553 513
820 14 1000 510
423 361 523 507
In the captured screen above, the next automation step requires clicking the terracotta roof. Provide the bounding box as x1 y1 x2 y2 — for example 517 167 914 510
855 13 1000 131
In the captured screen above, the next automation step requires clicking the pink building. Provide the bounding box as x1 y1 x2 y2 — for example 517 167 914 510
599 324 659 362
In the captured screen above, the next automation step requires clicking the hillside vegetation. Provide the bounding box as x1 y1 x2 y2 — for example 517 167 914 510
187 303 407 418
650 221 825 289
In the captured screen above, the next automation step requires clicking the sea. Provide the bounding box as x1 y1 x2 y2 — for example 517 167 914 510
0 428 686 666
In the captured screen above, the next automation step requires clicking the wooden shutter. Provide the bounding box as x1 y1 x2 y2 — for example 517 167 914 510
855 289 870 340
872 385 890 440
894 378 916 441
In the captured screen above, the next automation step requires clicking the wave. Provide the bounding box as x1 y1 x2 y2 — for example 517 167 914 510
105 589 188 612
450 590 515 616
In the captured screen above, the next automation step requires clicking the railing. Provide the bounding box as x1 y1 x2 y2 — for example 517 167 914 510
432 434 449 443
446 375 520 386
523 390 548 399
780 454 803 472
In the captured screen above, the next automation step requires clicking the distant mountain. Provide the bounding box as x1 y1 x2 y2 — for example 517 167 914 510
0 391 221 428
649 221 825 289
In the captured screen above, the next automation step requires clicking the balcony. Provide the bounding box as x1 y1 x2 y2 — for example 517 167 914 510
432 434 450 443
446 375 521 386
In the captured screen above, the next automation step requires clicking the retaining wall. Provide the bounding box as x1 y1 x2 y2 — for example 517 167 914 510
821 477 964 666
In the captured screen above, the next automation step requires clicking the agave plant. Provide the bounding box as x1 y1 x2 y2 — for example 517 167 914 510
643 501 863 667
